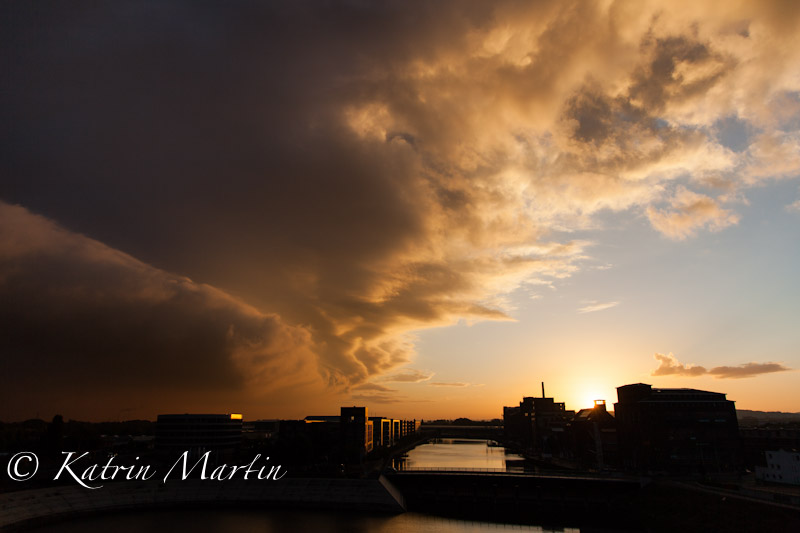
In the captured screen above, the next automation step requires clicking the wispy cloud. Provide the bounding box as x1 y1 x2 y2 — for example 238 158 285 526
647 187 740 240
652 353 791 379
353 383 398 392
350 393 404 404
430 382 471 387
379 369 434 383
578 301 620 314
708 363 792 379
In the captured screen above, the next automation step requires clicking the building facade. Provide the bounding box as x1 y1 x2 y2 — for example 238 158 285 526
155 413 243 458
569 400 618 469
756 449 800 485
341 406 373 462
614 383 740 473
503 385 575 457
370 417 393 448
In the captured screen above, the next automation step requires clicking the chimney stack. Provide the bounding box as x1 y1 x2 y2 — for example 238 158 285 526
541 381 546 398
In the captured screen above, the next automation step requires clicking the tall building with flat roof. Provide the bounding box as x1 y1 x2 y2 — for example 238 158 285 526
341 406 373 462
614 383 740 473
370 417 392 448
503 385 575 456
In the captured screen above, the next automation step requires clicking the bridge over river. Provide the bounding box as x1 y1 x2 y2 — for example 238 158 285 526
383 436 800 530
419 424 503 439
4 437 799 531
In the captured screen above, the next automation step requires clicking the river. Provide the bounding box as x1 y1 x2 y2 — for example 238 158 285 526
393 438 527 471
25 508 576 532
23 440 577 532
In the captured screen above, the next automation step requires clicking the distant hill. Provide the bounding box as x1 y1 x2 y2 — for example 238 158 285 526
737 409 800 426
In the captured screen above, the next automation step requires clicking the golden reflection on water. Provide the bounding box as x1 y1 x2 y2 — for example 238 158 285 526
27 509 578 532
395 438 526 471
26 441 569 532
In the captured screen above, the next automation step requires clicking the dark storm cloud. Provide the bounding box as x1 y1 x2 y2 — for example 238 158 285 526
3 1 800 418
0 202 319 419
2 0 566 398
1 1 441 392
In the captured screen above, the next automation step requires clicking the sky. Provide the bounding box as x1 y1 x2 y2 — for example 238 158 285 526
1 0 799 422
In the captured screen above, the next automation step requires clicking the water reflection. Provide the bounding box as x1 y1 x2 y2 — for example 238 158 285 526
26 509 578 532
394 438 527 472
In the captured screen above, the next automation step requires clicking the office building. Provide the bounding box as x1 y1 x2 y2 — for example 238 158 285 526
503 384 575 457
155 413 243 457
614 383 740 473
341 406 373 462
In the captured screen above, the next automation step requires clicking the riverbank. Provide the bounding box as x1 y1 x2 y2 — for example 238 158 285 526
0 476 406 531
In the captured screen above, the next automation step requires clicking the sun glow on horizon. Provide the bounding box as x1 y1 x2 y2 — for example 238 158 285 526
579 394 609 411
566 380 619 413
